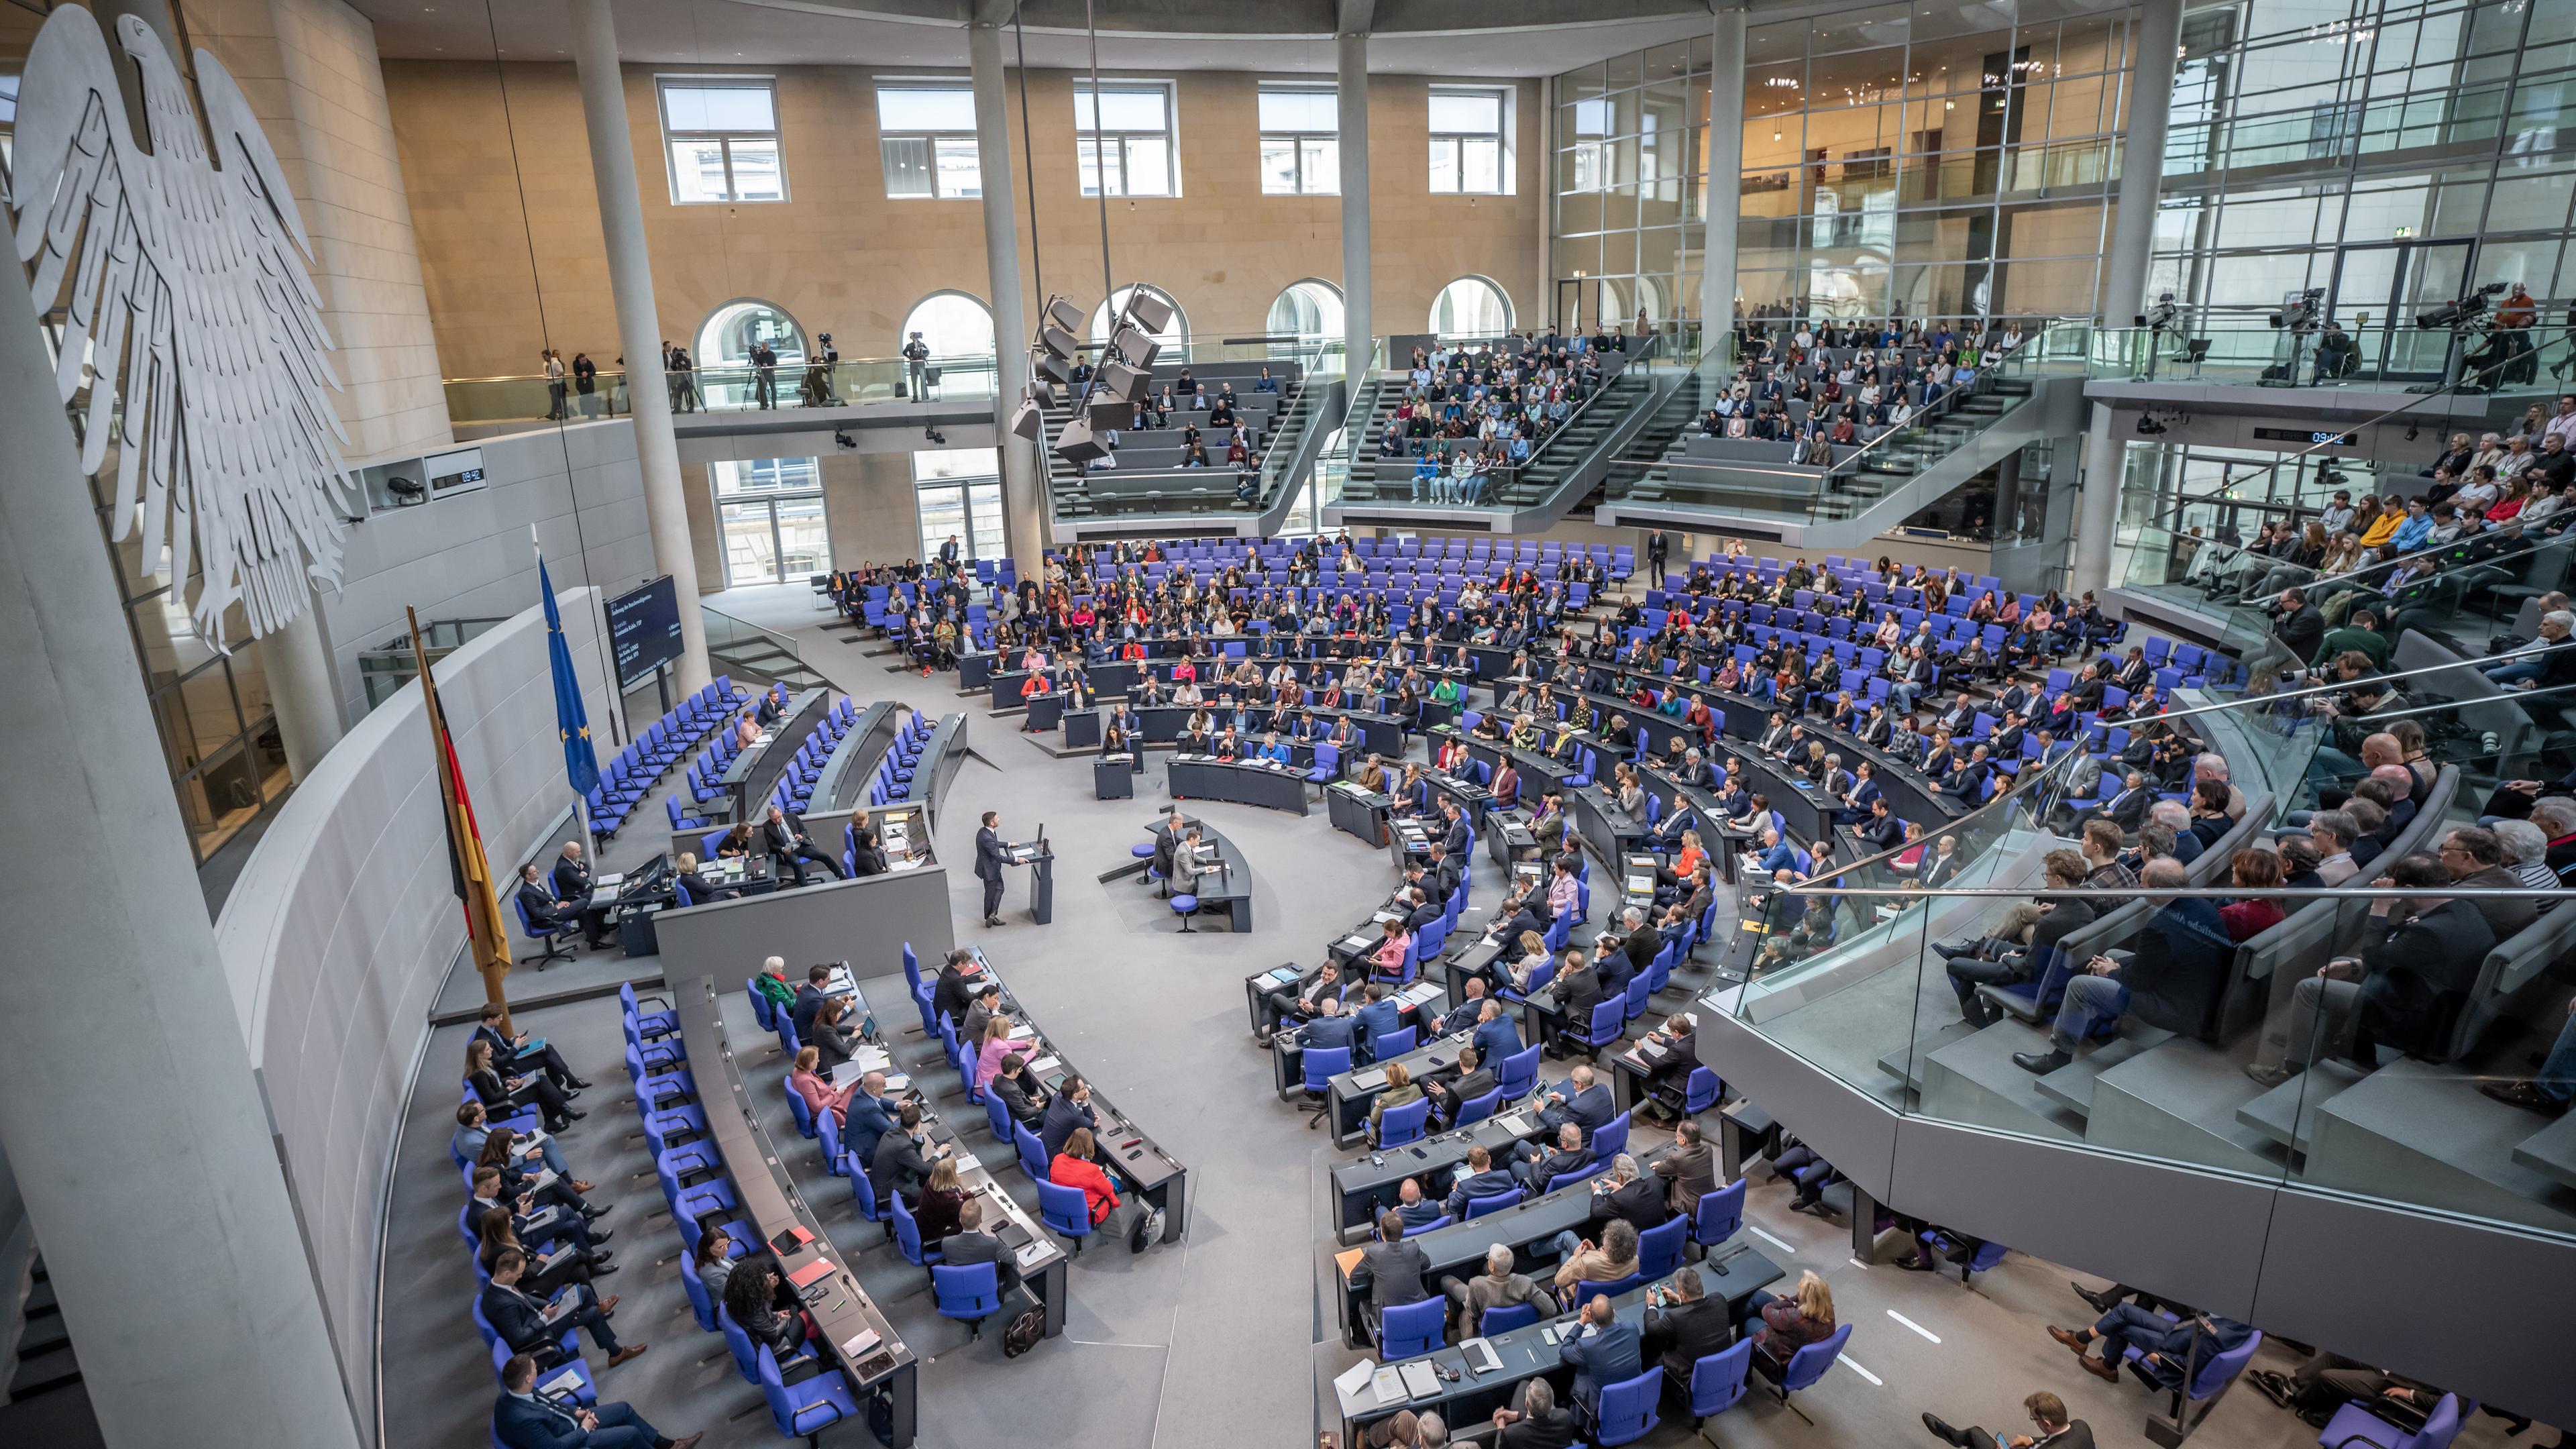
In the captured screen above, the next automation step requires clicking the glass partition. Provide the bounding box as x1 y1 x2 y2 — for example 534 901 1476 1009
1711 665 2576 1241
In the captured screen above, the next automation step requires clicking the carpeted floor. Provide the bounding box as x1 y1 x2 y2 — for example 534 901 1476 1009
374 581 2550 1449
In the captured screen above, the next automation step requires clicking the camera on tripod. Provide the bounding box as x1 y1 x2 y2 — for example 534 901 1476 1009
2417 281 2508 333
2269 288 2324 333
2135 292 2180 332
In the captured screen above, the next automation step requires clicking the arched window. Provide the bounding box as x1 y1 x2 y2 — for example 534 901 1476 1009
1087 284 1189 350
1267 278 1344 341
696 299 804 366
898 291 994 360
1430 276 1513 337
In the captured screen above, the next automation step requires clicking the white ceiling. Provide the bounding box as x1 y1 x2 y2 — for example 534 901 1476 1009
347 0 1727 76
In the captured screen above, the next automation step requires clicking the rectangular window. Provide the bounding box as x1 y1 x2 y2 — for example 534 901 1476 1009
710 458 830 585
1258 83 1340 195
914 449 1006 561
1430 86 1509 195
877 84 981 198
1075 82 1179 197
657 78 786 204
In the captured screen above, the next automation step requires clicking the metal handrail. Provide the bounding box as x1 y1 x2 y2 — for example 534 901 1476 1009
443 352 996 386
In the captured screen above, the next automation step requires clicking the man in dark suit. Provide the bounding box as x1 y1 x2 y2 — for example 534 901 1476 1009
1423 1046 1495 1127
470 1166 604 1252
2052 1307 2253 1388
1014 1065 1089 1153
762 804 845 887
474 1004 588 1091
1260 960 1345 1042
515 863 584 947
1352 983 1404 1061
1401 885 1446 934
1347 1210 1434 1337
1391 1178 1448 1230
2093 770 2153 831
1559 1294 1644 1416
548 842 610 947
843 1071 899 1170
1440 799 1472 858
788 964 833 1045
1940 743 1996 801
1511 1122 1595 1189
1426 843 1466 900
1860 796 1907 850
1923 1390 2094 1449
2016 857 2233 1073
673 853 735 905
973 810 1010 926
1550 953 1607 1054
2248 852 2497 1085
873 1102 949 1204
492 1352 694 1449
1472 998 1523 1065
930 947 981 1024
1535 1064 1615 1140
938 1199 1022 1297
1582 1154 1672 1234
480 1250 641 1368
1444 1143 1521 1217
1641 1266 1735 1379
1435 978 1493 1038
1297 998 1362 1057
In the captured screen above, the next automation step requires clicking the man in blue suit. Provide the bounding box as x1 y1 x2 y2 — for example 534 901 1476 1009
1040 1076 1100 1161
480 1250 637 1367
1753 828 1798 880
494 1353 698 1449
1560 1293 1644 1415
1434 977 1492 1036
1535 1063 1616 1140
1297 998 1362 1056
2049 1306 2253 1389
843 1071 900 1170
1351 982 1404 1061
1444 1142 1521 1217
1472 998 1522 1065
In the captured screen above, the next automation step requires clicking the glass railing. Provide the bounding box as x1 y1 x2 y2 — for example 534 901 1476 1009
441 353 1002 431
1603 319 2084 525
699 604 815 687
1717 667 2576 1243
2088 317 2573 392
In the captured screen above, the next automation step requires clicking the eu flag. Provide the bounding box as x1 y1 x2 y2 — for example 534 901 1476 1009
539 552 601 798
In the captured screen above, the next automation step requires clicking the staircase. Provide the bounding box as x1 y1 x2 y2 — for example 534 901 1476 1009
0 1256 100 1449
1038 348 1338 533
702 609 825 693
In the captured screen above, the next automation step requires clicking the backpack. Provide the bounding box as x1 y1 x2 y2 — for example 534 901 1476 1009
1001 1304 1046 1358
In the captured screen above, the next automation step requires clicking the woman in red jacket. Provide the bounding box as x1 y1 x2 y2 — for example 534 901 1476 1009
1049 1127 1124 1232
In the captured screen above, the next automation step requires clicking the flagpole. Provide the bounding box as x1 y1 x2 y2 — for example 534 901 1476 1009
540 528 600 857
409 606 516 1039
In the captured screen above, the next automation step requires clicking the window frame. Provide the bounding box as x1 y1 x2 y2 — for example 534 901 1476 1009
656 76 789 205
1256 81 1341 196
912 449 1008 562
874 80 983 200
1073 80 1182 198
1428 84 1513 196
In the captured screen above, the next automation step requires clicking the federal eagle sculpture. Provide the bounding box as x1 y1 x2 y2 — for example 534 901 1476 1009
7 6 358 649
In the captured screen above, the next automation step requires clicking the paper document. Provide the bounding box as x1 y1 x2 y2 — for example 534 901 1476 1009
1497 1113 1534 1137
1401 1361 1442 1398
883 1073 911 1091
952 1153 981 1173
1371 1366 1407 1405
592 872 624 892
539 1368 585 1397
1028 1056 1061 1076
1016 1242 1051 1267
1332 1358 1378 1399
840 1329 882 1358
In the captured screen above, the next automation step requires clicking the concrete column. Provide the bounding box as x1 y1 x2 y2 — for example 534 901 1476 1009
568 0 710 692
1700 4 1748 358
1337 30 1374 411
0 196 362 1449
2074 0 2182 596
264 604 343 780
969 19 1049 568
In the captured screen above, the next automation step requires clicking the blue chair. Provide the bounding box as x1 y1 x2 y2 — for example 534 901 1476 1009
1376 1096 1431 1148
1036 1177 1094 1255
1591 1366 1664 1447
745 977 780 1032
1466 1186 1527 1220
757 1343 858 1449
512 894 576 969
1301 1045 1352 1128
2121 1326 2264 1431
621 983 677 1040
814 1109 849 1178
1014 1123 1050 1183
1400 1213 1454 1238
678 1249 719 1332
1456 1086 1504 1126
1495 1043 1542 1102
1688 1339 1756 1426
1379 1297 1448 1359
1682 1066 1721 1116
1171 892 1201 931
892 1192 943 1271
2318 1392 2467 1449
1373 1025 1419 1061
1546 1168 1597 1195
1573 1271 1644 1303
1690 1179 1747 1252
1766 1322 1854 1421
932 1261 1005 1338
780 1073 817 1138
1591 1110 1631 1162
1636 1214 1688 1279
1481 1301 1542 1336
983 1090 1016 1144
1572 998 1627 1059
844 1152 890 1234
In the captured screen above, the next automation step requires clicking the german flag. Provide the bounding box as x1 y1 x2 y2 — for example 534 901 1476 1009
409 607 515 1030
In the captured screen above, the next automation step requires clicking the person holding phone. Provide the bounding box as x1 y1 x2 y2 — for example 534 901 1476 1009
1922 1391 2093 1449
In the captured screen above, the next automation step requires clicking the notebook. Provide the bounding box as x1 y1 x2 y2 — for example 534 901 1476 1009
1400 1361 1442 1399
1350 1069 1389 1091
786 1257 837 1289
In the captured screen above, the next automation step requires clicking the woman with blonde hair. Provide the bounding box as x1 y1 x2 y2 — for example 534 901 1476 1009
1367 1061 1425 1145
1741 1268 1837 1372
913 1155 969 1245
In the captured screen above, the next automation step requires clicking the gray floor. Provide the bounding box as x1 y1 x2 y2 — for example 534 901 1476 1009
376 588 2560 1449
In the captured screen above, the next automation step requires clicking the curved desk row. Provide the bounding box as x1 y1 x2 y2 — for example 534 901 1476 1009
904 713 971 830
720 687 833 818
667 971 918 1445
1114 702 1407 759
1167 754 1309 817
810 701 905 813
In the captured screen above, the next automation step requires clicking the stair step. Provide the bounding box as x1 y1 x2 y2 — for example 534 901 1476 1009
8 1345 81 1400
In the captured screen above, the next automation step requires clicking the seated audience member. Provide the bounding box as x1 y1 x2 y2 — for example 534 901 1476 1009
2438 824 2541 938
1919 1391 2087 1449
1558 1291 1644 1418
1444 1142 1522 1218
1052 1126 1153 1248
938 1196 1023 1297
2013 858 2231 1075
472 1004 588 1092
455 1100 574 1181
990 1051 1053 1130
873 1101 951 1204
491 1352 697 1449
467 1039 580 1135
1511 1122 1595 1190
1532 1063 1615 1138
1740 1269 1836 1377
2217 847 2286 942
2047 1305 2254 1389
787 1046 861 1129
481 1248 642 1370
1347 1208 1434 1338
2246 853 2498 1086
720 1257 810 1364
1642 1266 1737 1380
1440 1242 1556 1341
1936 851 2095 1026
1421 1046 1495 1128
1368 1061 1427 1145
1488 1378 1578 1449
1652 1119 1718 1213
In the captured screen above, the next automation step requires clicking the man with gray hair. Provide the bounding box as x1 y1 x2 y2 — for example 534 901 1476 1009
2193 752 2245 820
2484 609 2576 688
1437 1241 1557 1342
1533 1063 1614 1140
2491 818 2559 890
2308 811 2361 885
1572 1152 1672 1242
2149 799 2203 865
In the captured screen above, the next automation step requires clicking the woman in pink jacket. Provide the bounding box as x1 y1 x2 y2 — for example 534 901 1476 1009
973 1014 1032 1095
